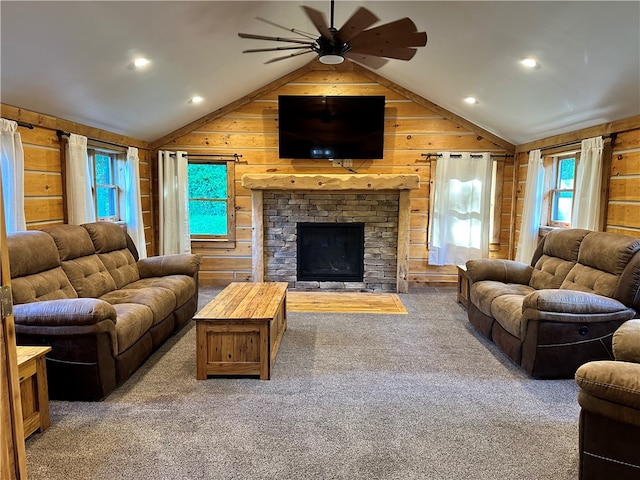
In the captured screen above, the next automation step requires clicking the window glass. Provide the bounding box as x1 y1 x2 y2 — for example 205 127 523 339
548 154 577 227
188 162 228 236
94 152 119 220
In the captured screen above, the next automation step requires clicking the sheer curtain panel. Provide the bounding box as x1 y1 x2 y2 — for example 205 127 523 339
0 118 26 232
66 133 96 225
158 150 191 255
572 136 603 230
428 152 492 266
515 149 545 263
124 147 147 259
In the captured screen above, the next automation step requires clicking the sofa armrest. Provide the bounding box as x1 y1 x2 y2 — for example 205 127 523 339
466 259 533 285
576 360 640 411
14 298 117 327
613 319 640 363
137 254 201 278
522 290 637 323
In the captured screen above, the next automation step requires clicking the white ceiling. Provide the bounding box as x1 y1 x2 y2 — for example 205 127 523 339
1 1 639 146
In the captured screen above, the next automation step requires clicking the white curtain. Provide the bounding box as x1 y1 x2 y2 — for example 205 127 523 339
158 150 190 255
66 133 96 225
428 152 493 266
123 147 147 259
515 149 545 263
572 136 603 230
0 118 26 232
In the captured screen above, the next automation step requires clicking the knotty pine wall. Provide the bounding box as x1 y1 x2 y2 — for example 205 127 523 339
154 62 515 287
511 116 640 258
0 104 154 256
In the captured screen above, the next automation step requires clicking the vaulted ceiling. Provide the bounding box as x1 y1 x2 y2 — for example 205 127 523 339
1 1 638 146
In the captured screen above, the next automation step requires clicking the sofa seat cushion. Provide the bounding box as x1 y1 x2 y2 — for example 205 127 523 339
124 275 196 308
112 303 154 354
491 294 526 339
470 280 534 317
100 287 176 326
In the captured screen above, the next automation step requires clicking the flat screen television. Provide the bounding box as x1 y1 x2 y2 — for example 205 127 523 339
278 95 385 160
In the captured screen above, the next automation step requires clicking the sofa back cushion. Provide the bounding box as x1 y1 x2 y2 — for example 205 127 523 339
7 231 78 303
82 222 140 288
42 224 117 298
529 228 590 290
561 231 640 300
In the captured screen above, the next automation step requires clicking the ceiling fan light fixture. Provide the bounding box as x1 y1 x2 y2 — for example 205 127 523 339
319 53 345 64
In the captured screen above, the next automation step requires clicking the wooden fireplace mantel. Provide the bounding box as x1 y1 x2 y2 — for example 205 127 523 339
242 174 421 293
242 173 420 191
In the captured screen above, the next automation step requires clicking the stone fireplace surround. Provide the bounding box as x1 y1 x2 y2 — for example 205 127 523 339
242 174 420 293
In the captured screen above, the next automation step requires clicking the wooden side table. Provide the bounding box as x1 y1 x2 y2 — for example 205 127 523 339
457 264 469 308
17 346 52 439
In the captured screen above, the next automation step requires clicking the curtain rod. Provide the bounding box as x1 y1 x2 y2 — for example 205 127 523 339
17 121 34 129
420 153 513 160
56 129 130 150
169 152 243 160
531 133 614 154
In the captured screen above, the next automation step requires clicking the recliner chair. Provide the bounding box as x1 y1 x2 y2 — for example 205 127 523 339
574 319 640 479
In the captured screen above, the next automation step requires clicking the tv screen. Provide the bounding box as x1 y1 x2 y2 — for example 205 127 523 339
278 95 385 160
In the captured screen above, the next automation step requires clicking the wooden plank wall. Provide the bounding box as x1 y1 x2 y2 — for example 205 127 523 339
511 116 640 257
156 63 514 287
0 104 154 256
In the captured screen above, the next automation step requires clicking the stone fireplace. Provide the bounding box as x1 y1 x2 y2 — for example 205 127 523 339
242 174 420 293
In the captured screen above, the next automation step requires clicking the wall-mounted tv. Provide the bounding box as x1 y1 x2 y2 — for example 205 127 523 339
278 95 385 160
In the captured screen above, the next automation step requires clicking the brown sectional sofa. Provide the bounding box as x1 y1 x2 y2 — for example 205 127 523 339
466 228 640 378
575 319 640 480
8 221 201 400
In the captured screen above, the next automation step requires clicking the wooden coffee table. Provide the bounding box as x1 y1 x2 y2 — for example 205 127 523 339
194 282 288 380
16 346 52 438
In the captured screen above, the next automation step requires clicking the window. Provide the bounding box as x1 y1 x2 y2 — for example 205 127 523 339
543 152 579 228
187 160 235 241
94 152 119 220
88 147 124 222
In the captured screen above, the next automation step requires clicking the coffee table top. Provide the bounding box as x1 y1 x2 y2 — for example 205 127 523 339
194 282 288 321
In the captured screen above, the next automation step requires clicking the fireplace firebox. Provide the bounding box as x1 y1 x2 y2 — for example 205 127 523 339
297 222 364 282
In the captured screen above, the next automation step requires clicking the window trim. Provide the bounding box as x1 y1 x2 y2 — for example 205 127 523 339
187 159 236 245
542 150 580 229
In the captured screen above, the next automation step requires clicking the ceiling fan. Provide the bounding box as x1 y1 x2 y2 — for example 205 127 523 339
238 0 427 69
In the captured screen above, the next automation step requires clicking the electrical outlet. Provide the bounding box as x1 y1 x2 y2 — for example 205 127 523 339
332 159 342 167
343 159 353 167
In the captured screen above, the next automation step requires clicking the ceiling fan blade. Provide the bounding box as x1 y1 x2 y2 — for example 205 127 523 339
302 6 332 39
344 53 389 69
243 46 313 54
264 49 315 64
348 18 427 50
255 17 318 40
348 46 418 61
238 32 315 45
336 7 378 43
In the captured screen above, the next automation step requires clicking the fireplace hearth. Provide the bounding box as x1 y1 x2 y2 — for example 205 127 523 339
297 222 364 282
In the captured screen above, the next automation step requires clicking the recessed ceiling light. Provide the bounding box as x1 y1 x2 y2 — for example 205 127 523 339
190 96 204 104
464 96 478 105
520 58 537 68
133 57 150 68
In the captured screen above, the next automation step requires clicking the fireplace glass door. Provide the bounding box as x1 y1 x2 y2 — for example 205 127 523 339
297 222 364 282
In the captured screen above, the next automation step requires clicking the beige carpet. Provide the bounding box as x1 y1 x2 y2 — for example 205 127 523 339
286 291 407 314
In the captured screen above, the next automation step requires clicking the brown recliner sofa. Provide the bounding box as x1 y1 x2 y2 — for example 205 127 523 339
8 221 201 400
574 319 640 480
465 228 640 378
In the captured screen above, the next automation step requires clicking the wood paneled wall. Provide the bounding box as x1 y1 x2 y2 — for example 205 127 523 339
512 116 640 258
155 62 514 287
0 104 154 256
